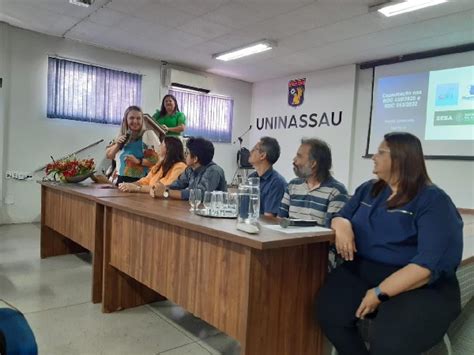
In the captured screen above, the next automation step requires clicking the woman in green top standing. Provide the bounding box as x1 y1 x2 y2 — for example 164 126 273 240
152 94 186 137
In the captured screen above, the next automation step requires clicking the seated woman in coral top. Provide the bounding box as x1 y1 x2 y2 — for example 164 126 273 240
118 136 186 193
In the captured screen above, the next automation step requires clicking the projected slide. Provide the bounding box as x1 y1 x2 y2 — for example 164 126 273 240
371 63 474 157
425 66 474 140
374 72 429 139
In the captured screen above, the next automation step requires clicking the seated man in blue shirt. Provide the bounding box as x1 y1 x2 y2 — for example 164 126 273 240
248 136 287 216
151 137 227 200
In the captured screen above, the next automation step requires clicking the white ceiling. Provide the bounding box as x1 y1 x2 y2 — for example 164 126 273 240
0 0 473 82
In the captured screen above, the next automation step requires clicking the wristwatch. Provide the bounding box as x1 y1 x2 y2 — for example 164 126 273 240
163 188 169 199
374 286 390 302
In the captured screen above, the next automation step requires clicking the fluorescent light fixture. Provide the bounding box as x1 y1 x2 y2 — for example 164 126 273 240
69 0 94 7
213 40 276 61
375 0 448 17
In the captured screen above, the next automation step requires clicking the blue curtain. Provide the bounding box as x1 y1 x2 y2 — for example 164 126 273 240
170 88 234 143
47 57 142 125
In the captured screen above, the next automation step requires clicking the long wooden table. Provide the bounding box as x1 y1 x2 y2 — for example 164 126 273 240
39 181 131 303
99 195 334 355
39 182 473 354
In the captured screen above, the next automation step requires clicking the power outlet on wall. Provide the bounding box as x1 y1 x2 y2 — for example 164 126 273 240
5 171 33 181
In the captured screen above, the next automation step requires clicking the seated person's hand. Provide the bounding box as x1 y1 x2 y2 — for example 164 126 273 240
356 288 381 319
150 182 166 198
333 217 357 261
124 154 140 165
118 182 139 192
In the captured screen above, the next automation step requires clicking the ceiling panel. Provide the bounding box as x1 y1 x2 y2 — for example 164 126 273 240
2 0 98 18
157 0 229 16
132 2 196 28
0 0 473 82
200 2 272 29
0 1 78 36
117 16 170 41
162 29 208 49
178 17 231 40
105 0 153 14
88 8 127 27
313 12 384 43
231 0 317 19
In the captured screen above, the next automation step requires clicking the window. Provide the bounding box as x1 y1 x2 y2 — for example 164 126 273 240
170 87 234 143
47 57 142 125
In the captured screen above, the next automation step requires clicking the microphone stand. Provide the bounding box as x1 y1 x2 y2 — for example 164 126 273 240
231 125 253 187
33 139 104 173
233 125 252 145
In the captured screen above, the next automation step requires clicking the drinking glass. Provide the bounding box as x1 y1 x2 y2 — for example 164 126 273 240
227 192 238 216
193 189 202 212
211 191 224 216
221 192 229 212
203 191 212 213
189 189 196 212
247 176 260 186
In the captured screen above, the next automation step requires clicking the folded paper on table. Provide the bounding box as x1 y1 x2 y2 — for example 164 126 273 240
262 224 332 234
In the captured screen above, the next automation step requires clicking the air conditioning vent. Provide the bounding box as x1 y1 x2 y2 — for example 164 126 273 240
162 68 210 93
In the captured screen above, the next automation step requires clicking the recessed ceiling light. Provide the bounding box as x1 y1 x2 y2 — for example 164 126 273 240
213 40 276 62
373 0 448 17
69 0 94 8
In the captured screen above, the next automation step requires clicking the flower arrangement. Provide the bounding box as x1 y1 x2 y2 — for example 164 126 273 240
45 156 95 182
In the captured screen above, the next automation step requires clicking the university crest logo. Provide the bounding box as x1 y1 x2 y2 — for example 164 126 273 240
288 78 306 107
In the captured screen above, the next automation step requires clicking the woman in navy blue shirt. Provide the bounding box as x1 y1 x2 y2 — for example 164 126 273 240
316 132 463 355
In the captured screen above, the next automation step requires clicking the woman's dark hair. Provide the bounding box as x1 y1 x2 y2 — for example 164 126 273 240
372 132 431 208
159 94 180 118
301 138 332 183
186 137 214 166
161 136 184 177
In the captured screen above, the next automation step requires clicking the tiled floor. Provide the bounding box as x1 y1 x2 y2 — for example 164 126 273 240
0 223 240 355
1 217 472 355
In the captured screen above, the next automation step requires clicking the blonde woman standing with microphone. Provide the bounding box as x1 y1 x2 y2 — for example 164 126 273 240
106 106 161 185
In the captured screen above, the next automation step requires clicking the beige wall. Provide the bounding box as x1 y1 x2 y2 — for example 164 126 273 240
0 24 252 223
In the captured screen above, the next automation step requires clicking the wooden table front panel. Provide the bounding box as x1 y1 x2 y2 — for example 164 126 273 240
244 243 328 354
109 208 249 342
43 187 97 251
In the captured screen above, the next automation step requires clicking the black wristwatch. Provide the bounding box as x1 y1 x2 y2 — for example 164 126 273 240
374 286 390 302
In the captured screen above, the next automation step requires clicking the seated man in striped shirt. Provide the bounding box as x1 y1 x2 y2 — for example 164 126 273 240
278 138 348 227
278 138 349 269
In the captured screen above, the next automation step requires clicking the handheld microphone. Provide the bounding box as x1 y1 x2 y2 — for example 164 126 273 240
120 130 131 149
280 218 319 228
